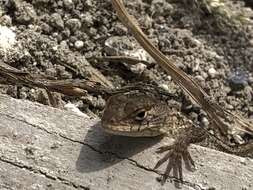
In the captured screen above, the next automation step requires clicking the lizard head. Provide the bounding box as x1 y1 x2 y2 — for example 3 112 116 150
101 90 169 137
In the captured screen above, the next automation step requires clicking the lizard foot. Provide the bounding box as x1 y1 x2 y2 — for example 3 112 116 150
154 144 195 185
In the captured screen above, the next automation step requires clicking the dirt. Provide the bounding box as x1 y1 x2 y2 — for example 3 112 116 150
0 0 252 130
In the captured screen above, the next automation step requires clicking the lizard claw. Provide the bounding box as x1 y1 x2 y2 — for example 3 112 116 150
154 144 195 185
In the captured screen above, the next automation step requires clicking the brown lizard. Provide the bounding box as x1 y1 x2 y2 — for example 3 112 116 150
101 85 253 184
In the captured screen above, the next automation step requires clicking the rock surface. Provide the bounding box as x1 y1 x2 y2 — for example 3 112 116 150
0 94 252 190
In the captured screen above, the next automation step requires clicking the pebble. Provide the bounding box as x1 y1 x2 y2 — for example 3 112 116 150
201 72 208 79
62 29 71 38
45 68 57 77
0 15 12 26
192 38 202 47
195 75 205 82
40 23 51 34
226 104 234 110
158 84 169 92
201 117 209 127
0 26 16 52
19 89 28 99
189 112 198 122
56 65 72 79
127 48 154 64
52 46 58 51
74 40 84 49
248 76 253 85
86 0 93 6
69 36 77 43
50 13 64 30
192 58 200 71
95 96 106 109
228 69 249 91
15 3 37 24
80 12 94 27
63 0 73 9
0 25 16 44
208 67 217 78
249 39 253 47
130 63 147 74
65 18 81 32
244 86 252 101
59 40 69 49
151 0 173 16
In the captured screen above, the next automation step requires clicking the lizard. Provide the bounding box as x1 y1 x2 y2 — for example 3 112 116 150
101 85 253 184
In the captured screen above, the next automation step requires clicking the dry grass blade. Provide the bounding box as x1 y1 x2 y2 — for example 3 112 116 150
0 61 113 98
111 0 253 137
88 55 151 65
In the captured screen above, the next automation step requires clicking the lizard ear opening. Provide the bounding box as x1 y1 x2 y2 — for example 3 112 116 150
135 110 147 121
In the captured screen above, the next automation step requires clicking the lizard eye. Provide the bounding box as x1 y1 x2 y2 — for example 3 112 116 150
135 110 147 121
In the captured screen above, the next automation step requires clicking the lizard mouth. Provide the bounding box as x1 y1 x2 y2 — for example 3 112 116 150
101 123 162 137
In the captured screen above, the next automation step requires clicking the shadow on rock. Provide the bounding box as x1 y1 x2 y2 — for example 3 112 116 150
76 120 162 173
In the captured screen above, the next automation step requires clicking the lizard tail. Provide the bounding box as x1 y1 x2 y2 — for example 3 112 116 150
209 132 253 156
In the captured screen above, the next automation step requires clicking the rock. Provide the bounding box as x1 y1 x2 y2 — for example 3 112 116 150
201 72 208 79
158 84 169 92
1 94 253 190
15 2 37 24
201 117 209 127
167 75 172 81
0 15 12 26
208 67 217 78
130 63 147 74
189 112 199 122
195 75 205 82
74 40 84 49
80 12 94 27
63 0 73 9
228 69 249 91
0 26 16 52
65 18 81 32
50 13 64 30
151 0 173 16
244 86 252 101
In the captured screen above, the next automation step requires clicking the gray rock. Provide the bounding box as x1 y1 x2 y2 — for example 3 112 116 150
50 13 64 30
228 68 249 91
15 2 37 24
74 40 84 49
0 94 252 190
63 0 74 9
65 18 82 32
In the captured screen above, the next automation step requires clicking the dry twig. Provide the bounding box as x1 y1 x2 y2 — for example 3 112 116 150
0 61 113 99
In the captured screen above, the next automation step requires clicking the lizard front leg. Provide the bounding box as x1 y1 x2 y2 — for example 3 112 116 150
154 126 207 184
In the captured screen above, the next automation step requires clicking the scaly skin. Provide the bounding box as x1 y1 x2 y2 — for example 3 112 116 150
101 86 253 184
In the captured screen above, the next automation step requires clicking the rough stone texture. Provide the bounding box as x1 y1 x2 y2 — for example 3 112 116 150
0 94 252 190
